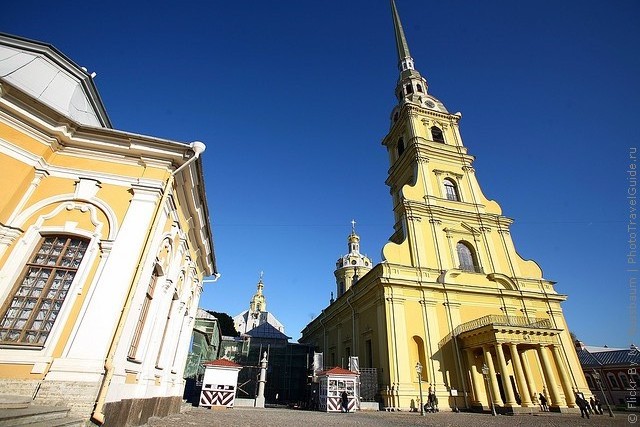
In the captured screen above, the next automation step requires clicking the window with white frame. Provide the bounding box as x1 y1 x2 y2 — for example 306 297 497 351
0 235 89 345
457 241 481 273
443 178 460 201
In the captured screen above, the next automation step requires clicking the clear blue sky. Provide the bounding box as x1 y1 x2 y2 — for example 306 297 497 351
3 1 638 347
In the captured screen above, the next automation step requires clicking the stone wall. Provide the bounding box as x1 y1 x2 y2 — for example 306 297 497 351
104 395 182 426
0 378 101 423
35 380 101 419
0 378 40 398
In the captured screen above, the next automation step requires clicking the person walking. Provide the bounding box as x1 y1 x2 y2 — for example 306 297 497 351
589 397 597 414
595 397 603 415
576 394 590 419
539 393 548 411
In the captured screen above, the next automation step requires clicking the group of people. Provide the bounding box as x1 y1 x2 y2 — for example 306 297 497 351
575 393 605 418
539 392 605 418
424 390 439 413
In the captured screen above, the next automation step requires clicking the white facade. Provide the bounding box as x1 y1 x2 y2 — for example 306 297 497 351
233 276 285 334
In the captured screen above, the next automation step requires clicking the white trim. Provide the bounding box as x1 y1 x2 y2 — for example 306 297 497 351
0 223 100 363
10 195 118 241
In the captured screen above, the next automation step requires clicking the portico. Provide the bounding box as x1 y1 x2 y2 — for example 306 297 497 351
456 315 578 413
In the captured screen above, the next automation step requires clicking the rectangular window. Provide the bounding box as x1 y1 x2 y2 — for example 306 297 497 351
0 235 88 346
156 294 177 368
128 270 158 360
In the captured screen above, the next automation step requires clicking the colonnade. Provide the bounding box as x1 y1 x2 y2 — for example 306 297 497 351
464 342 577 411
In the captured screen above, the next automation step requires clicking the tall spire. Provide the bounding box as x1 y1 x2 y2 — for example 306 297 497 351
391 0 414 73
250 273 266 313
348 219 360 254
389 0 441 113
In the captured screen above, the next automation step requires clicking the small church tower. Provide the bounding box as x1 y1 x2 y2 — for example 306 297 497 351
334 221 372 298
233 274 285 335
249 274 267 314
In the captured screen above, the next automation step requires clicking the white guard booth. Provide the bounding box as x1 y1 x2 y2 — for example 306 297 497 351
318 367 359 412
200 359 243 408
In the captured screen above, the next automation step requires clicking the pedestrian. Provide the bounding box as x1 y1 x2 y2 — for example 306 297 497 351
341 390 349 413
589 397 597 414
576 395 590 419
595 397 603 415
539 393 548 411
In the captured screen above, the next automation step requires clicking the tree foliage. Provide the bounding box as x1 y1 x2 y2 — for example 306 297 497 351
206 310 239 337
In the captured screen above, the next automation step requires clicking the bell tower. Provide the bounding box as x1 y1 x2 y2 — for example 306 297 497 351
334 220 372 298
381 0 540 281
249 273 267 314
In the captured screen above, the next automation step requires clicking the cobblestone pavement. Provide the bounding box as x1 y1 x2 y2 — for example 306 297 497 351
145 407 634 427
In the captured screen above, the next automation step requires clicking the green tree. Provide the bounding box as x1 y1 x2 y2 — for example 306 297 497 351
206 310 239 337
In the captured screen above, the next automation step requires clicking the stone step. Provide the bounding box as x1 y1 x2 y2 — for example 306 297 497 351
0 395 31 410
18 416 85 427
0 405 70 426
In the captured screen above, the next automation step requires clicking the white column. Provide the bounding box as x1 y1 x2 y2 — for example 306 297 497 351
255 352 268 408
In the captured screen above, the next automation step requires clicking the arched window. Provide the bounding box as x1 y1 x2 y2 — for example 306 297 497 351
416 84 423 93
457 241 480 273
0 235 89 345
443 179 460 201
607 373 619 389
431 126 444 143
619 373 630 388
405 84 413 95
413 336 427 381
585 374 595 389
397 137 405 157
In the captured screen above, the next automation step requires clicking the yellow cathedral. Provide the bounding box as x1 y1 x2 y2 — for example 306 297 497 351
300 1 589 414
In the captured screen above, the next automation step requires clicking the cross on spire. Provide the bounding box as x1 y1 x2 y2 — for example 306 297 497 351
351 219 356 233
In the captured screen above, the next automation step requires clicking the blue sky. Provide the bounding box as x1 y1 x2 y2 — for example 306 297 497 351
3 1 638 346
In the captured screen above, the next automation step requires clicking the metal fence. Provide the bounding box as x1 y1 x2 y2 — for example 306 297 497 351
359 368 378 402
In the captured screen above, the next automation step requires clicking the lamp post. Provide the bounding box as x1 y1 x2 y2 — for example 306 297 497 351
416 362 424 416
481 363 496 416
592 369 614 417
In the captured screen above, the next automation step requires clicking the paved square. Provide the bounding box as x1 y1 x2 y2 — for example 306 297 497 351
146 407 634 427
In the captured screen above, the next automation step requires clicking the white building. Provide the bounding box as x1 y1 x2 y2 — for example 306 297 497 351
233 275 284 335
